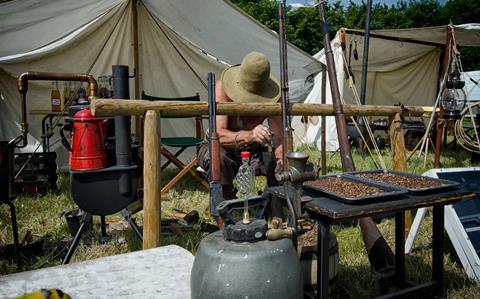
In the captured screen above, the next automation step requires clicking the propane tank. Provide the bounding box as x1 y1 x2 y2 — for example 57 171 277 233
68 108 109 170
191 216 303 299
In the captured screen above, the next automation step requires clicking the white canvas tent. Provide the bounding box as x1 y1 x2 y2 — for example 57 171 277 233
292 24 480 151
0 0 318 167
465 70 480 101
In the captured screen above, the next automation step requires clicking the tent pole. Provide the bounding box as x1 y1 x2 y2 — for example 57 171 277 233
321 65 327 175
344 29 444 47
132 0 142 151
434 25 453 168
359 0 372 106
316 0 354 172
316 0 394 276
279 1 292 168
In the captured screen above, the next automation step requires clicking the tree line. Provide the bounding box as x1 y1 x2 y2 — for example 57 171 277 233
232 0 480 71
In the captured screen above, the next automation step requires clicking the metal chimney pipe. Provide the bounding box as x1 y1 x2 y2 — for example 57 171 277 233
112 65 132 167
112 65 132 196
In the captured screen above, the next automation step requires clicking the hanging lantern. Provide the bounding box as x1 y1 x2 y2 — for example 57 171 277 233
442 70 466 120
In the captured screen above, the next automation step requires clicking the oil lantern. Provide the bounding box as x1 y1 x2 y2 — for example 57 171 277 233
442 70 466 120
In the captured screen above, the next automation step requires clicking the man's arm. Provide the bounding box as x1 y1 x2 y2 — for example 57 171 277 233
216 80 272 149
267 115 284 173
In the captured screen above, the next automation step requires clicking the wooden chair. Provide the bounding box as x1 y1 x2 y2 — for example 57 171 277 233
141 91 209 194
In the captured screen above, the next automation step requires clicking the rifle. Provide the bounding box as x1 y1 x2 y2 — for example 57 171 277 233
207 73 224 226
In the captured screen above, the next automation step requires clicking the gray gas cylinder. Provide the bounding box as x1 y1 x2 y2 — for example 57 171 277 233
191 230 303 299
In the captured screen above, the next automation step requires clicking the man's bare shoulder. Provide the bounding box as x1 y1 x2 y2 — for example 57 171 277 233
215 80 230 103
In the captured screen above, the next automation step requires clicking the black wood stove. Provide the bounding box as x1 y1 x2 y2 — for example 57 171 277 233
62 65 142 264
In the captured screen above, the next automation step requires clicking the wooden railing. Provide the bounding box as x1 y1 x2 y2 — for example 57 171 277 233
91 98 435 249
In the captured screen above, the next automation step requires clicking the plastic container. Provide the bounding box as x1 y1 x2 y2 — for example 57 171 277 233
236 151 255 220
236 151 255 199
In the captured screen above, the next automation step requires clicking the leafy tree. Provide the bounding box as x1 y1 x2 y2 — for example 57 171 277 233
230 0 480 70
404 0 447 27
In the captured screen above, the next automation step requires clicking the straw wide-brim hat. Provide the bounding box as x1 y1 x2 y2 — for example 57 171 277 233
221 51 280 103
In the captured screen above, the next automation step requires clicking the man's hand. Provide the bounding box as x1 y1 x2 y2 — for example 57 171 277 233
275 158 283 175
251 124 272 145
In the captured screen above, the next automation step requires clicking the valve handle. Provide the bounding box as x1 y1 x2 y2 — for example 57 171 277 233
216 196 269 226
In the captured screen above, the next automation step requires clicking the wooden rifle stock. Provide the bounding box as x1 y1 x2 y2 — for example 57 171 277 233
208 72 224 219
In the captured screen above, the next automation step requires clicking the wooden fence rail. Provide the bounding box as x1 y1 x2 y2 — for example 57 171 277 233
91 98 435 117
90 98 435 249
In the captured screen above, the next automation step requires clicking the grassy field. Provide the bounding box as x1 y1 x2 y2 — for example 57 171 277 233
1 145 479 298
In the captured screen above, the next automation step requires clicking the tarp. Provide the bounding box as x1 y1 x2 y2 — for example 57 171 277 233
292 24 480 151
0 0 318 167
465 71 480 101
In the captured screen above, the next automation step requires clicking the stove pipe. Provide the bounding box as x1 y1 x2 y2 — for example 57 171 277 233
112 65 132 167
112 65 132 196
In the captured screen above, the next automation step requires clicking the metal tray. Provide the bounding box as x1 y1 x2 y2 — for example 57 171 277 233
302 174 407 204
345 170 461 195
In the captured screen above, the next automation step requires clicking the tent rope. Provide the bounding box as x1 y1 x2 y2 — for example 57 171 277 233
412 24 455 173
454 51 480 153
340 49 387 169
451 42 480 154
455 102 480 153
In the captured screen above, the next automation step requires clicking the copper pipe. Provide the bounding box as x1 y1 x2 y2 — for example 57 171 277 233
16 71 97 147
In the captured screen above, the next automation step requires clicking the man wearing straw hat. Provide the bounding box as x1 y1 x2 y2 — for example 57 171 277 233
198 51 395 285
197 51 284 200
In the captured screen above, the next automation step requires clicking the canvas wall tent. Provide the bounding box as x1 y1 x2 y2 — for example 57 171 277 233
292 24 480 151
0 0 319 168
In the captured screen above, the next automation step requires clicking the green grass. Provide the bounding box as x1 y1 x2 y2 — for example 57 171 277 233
1 145 479 298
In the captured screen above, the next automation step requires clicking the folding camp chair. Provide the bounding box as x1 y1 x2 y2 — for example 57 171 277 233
142 91 209 194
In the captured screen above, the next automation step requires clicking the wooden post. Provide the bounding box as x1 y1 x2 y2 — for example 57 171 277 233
390 113 407 172
434 25 453 168
132 0 142 151
143 110 161 249
321 65 327 175
390 112 412 237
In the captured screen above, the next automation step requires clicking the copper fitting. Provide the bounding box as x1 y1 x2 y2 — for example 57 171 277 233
16 71 98 147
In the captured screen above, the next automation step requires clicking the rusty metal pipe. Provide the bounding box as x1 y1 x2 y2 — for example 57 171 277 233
317 1 355 172
278 2 292 169
16 71 97 148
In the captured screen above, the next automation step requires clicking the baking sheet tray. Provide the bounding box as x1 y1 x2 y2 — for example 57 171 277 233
345 170 460 195
302 174 407 204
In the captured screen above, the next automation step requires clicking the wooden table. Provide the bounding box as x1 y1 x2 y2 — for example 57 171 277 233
266 186 474 299
0 245 193 298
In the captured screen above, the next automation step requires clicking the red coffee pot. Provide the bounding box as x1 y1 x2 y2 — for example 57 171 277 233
66 108 109 170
